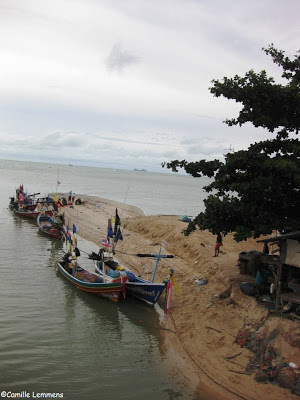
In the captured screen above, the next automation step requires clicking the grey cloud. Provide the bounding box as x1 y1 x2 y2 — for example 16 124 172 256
105 42 139 72
40 132 86 148
187 142 225 156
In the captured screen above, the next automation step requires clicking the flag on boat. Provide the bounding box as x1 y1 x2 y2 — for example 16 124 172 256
170 272 181 298
164 269 181 314
107 218 114 238
65 226 72 243
114 208 121 236
116 227 123 241
72 235 77 246
161 240 167 247
57 181 61 185
107 228 114 238
53 193 59 202
102 237 111 247
165 280 173 314
73 223 77 234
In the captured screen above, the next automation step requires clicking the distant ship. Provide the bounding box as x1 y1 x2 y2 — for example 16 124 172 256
133 168 147 172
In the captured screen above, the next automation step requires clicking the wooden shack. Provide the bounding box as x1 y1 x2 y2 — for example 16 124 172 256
257 231 300 311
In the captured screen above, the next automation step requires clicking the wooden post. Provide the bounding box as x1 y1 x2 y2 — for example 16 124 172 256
275 262 282 312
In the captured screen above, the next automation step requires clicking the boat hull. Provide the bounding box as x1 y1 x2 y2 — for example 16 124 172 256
93 258 166 306
57 261 123 302
37 214 65 240
125 279 166 306
15 209 53 219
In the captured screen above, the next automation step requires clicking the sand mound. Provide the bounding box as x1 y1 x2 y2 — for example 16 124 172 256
62 196 300 400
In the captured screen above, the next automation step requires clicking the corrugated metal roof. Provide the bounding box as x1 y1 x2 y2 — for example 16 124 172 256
257 231 300 243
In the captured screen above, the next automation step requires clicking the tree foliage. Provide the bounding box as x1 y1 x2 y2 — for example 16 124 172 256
162 45 300 241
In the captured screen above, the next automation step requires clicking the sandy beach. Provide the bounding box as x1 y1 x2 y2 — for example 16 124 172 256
61 194 300 400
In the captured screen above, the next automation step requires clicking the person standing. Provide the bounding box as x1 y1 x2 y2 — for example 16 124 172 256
68 190 72 202
213 231 223 257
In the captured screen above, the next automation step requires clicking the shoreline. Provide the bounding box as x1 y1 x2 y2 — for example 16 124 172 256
62 194 300 400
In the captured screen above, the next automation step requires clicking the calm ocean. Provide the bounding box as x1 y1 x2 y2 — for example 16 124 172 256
0 159 209 216
0 159 207 400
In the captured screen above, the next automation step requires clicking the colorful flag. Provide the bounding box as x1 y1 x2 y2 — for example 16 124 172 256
107 218 114 238
165 269 181 314
73 223 77 234
171 274 181 298
102 237 111 247
72 235 77 246
116 227 123 241
107 228 114 238
161 240 167 247
53 193 59 202
66 226 72 242
165 280 173 314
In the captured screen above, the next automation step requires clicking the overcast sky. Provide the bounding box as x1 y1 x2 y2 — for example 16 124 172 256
0 0 299 172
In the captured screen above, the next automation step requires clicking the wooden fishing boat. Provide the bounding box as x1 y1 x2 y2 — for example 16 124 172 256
122 275 166 306
14 207 53 219
56 253 126 302
88 208 172 306
9 197 38 211
90 248 172 306
37 213 65 240
9 185 40 211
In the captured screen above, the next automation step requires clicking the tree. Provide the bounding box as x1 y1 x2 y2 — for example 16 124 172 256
162 45 300 241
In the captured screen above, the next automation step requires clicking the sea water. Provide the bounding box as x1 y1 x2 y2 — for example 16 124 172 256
0 159 208 400
0 159 210 216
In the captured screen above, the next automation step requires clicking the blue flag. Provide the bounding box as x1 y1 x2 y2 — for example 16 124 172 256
107 228 114 238
116 227 123 241
73 223 77 234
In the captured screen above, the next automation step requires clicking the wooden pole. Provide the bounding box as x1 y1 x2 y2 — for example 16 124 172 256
275 262 282 312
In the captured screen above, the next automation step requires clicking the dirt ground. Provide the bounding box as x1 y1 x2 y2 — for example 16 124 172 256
61 194 300 400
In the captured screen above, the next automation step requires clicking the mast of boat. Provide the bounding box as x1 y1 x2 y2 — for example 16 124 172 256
56 169 60 194
133 245 174 282
151 246 162 282
101 250 106 283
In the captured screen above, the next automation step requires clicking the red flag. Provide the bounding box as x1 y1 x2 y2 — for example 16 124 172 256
165 280 173 314
101 237 111 247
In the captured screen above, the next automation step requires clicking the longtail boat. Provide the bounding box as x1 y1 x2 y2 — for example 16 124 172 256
89 207 173 306
9 184 41 210
37 213 65 240
90 247 173 306
14 207 53 219
56 253 126 302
